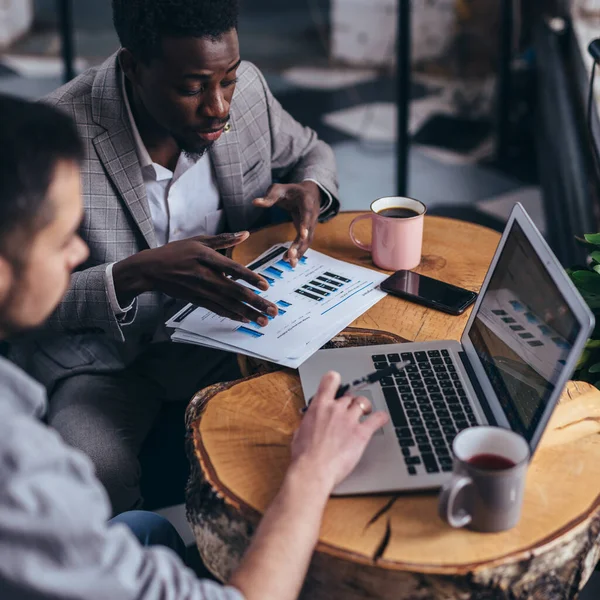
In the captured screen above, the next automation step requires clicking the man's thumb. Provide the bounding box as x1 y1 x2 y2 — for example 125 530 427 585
253 196 277 208
253 185 285 208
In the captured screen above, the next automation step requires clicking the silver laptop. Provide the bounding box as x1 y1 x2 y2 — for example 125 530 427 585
299 204 594 495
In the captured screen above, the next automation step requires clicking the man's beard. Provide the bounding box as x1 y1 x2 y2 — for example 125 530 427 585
182 145 210 161
175 134 220 161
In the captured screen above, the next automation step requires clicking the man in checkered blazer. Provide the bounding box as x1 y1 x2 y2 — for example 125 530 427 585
11 0 339 515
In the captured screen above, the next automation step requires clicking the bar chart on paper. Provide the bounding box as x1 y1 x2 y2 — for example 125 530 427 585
167 243 388 368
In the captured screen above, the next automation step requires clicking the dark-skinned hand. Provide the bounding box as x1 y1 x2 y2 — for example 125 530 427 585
112 231 278 326
253 181 321 267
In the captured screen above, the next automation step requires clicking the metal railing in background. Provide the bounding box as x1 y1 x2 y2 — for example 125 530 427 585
396 0 410 197
57 0 75 83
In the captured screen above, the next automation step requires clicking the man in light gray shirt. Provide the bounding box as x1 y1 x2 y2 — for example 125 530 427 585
0 95 387 599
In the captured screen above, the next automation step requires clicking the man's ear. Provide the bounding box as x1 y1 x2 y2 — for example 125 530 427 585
0 256 14 307
118 48 142 87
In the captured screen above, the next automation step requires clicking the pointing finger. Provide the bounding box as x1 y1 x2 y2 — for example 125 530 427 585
313 371 341 408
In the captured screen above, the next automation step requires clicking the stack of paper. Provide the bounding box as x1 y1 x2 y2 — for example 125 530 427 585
166 243 388 368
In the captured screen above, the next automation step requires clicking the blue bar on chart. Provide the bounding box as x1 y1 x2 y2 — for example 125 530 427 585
237 326 264 338
265 266 284 279
276 300 292 308
261 274 275 285
276 260 295 272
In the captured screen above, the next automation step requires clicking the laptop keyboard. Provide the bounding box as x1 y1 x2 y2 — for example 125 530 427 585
371 350 479 476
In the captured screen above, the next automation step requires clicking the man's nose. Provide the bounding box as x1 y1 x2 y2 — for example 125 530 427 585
201 87 229 120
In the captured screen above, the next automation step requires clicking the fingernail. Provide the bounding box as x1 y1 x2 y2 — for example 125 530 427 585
267 307 278 317
259 280 269 290
234 231 246 237
301 227 309 239
289 247 297 257
258 316 269 326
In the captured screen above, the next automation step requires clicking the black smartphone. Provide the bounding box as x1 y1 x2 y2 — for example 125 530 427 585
380 270 478 315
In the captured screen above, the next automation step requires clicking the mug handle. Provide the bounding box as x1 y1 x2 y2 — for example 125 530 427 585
349 214 373 251
438 475 474 528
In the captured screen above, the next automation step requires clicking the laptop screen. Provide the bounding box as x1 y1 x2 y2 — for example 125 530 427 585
468 221 581 442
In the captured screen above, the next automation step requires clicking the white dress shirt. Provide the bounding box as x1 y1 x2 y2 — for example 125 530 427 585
105 74 332 319
104 74 224 317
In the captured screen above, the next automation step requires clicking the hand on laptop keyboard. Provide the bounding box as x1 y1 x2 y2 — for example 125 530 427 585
291 371 390 491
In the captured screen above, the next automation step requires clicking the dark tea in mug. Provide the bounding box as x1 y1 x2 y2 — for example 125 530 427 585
467 453 516 471
377 207 420 219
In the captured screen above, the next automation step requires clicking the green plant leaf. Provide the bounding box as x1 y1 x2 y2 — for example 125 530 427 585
585 339 600 348
576 235 596 247
593 265 600 275
571 270 600 294
589 362 600 373
578 290 600 309
591 251 600 264
584 233 600 245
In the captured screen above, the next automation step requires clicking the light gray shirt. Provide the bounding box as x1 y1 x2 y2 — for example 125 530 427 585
0 355 244 600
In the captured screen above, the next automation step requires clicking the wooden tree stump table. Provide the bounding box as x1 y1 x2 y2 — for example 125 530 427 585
186 375 600 599
185 214 600 597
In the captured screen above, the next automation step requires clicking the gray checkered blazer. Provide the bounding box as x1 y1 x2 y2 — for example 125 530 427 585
11 52 339 389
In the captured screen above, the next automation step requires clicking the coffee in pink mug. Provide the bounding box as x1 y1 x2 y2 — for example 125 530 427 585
349 197 426 270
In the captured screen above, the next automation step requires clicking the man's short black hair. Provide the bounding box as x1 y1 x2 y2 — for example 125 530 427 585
0 94 83 259
112 0 239 63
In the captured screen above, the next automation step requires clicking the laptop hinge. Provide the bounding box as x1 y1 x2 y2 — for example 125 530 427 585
458 351 498 426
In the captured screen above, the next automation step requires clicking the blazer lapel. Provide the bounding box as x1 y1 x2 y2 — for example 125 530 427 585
210 117 246 233
90 54 157 249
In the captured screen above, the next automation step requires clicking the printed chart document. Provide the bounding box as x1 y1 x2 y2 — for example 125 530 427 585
167 243 388 368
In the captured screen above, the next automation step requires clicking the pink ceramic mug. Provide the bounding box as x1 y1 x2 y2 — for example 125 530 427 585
349 197 426 271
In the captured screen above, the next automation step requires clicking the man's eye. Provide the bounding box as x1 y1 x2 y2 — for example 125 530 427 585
221 77 239 89
180 86 204 96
